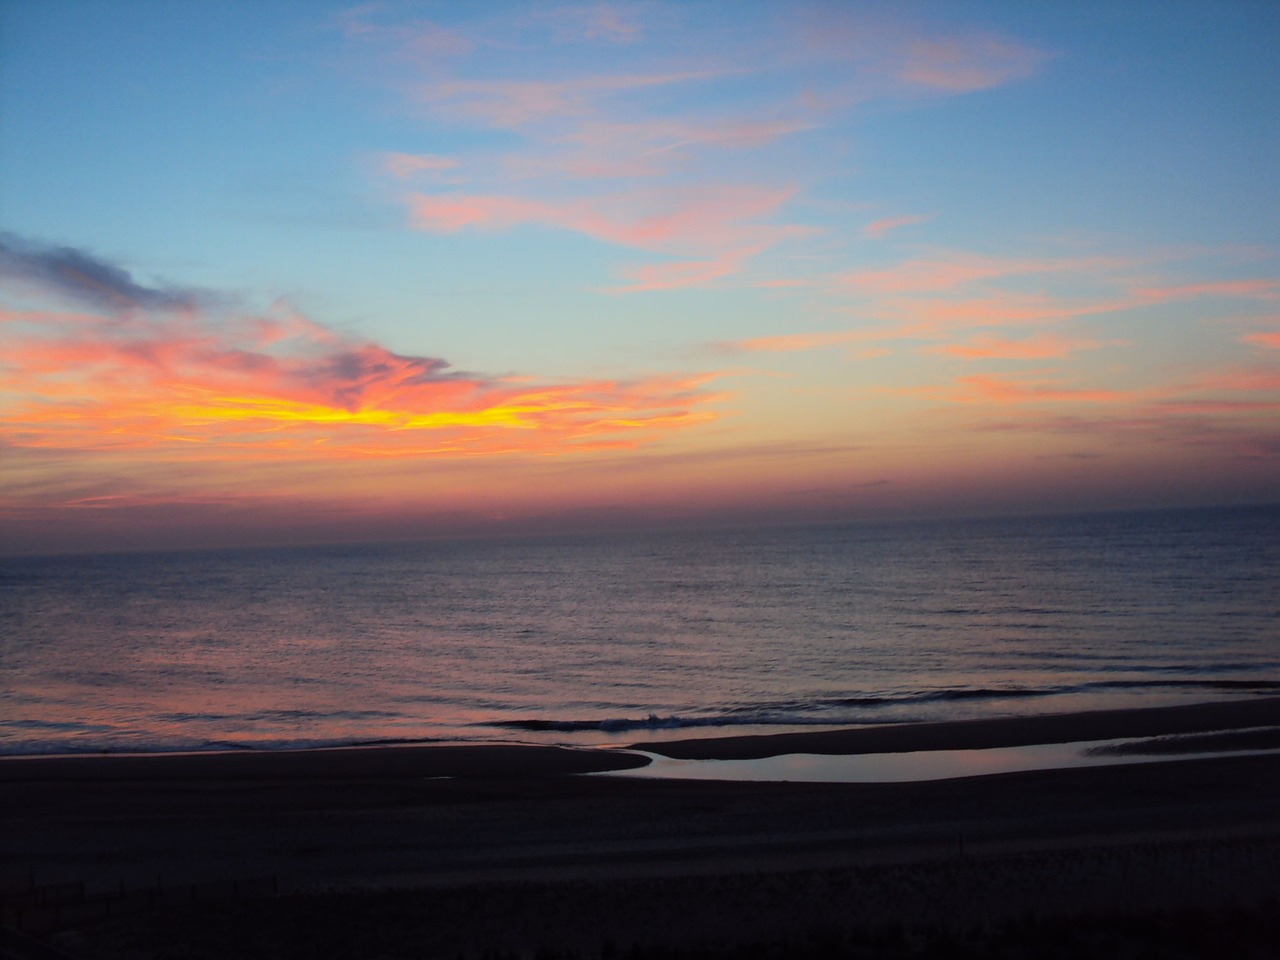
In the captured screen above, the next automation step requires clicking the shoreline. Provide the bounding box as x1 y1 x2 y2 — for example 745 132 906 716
637 694 1280 760
3 695 1277 781
5 698 1280 957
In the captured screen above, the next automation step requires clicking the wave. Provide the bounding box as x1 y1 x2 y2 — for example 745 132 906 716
487 678 1280 734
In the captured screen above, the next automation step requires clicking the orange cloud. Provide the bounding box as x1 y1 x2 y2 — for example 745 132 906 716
888 292 1131 335
726 329 877 354
949 375 1131 405
932 333 1108 360
1243 331 1280 349
1 290 723 463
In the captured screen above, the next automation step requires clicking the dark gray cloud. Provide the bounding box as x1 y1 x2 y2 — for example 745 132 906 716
0 234 207 313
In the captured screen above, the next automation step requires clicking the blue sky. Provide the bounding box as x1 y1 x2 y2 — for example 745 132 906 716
1 1 1277 553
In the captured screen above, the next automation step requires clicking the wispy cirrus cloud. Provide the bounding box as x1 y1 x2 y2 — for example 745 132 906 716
797 11 1052 96
863 214 934 239
897 34 1049 92
417 71 715 128
407 183 802 289
381 152 461 181
1243 331 1280 349
717 328 880 355
946 374 1132 406
350 5 1051 292
536 3 650 45
612 245 766 293
930 333 1111 360
835 252 1115 295
1134 278 1280 303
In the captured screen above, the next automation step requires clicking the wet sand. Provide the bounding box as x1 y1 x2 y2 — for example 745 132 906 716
637 694 1280 759
3 698 1279 958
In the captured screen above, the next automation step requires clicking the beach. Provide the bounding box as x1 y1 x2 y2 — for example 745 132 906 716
2 697 1279 958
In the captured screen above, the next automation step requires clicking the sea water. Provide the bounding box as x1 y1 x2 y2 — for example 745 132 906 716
1 505 1277 756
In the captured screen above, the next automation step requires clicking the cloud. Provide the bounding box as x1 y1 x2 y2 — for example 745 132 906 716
719 329 877 354
1243 331 1280 349
1135 279 1280 303
886 292 1128 336
0 244 724 461
381 152 461 181
352 5 1054 295
949 375 1131 405
419 71 714 128
797 12 1051 97
0 235 207 314
898 34 1049 92
338 6 474 57
1182 365 1280 395
835 252 1095 295
533 115 812 179
406 183 801 286
408 183 795 251
863 213 934 239
610 245 764 292
537 3 649 44
931 333 1109 361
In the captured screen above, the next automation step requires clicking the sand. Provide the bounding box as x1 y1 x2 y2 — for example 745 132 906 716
637 694 1280 759
3 698 1279 958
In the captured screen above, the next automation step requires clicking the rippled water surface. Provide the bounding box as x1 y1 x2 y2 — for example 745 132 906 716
2 505 1277 755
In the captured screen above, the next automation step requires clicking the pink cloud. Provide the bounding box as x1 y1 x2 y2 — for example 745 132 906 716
338 7 474 57
540 116 811 178
381 152 460 180
420 71 715 128
899 34 1049 92
1243 332 1280 349
950 375 1131 406
888 293 1129 334
863 214 934 239
1 297 725 460
796 12 1048 96
1135 279 1280 303
407 184 801 288
408 184 795 253
836 252 1129 296
1184 366 1280 394
932 333 1108 360
408 193 561 232
724 329 879 354
541 3 647 44
611 246 765 293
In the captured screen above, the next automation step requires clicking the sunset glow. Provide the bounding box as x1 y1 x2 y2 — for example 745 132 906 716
1 1 1276 554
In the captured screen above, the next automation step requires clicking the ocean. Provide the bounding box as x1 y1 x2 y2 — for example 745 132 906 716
2 505 1277 757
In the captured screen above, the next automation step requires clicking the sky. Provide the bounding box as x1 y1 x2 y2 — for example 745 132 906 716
1 1 1277 555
